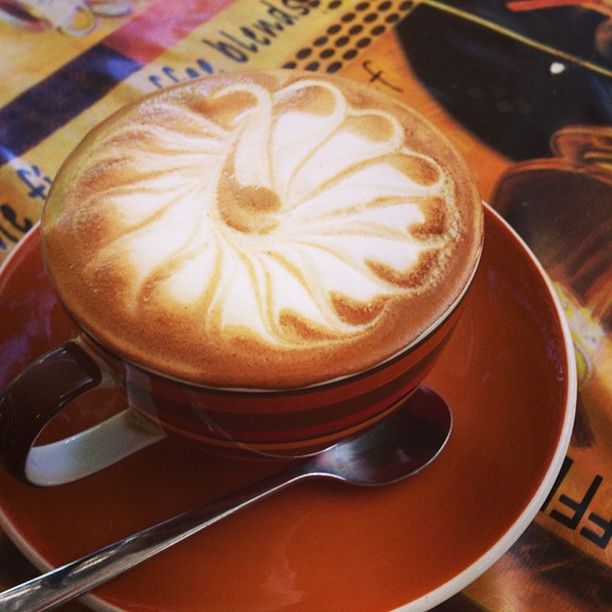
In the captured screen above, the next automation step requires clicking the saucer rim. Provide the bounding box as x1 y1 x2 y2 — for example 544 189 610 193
0 205 577 611
398 206 576 611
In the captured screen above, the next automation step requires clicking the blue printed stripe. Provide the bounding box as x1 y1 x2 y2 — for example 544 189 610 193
0 44 142 165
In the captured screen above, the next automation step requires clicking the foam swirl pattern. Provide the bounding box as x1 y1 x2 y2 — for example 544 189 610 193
43 72 483 387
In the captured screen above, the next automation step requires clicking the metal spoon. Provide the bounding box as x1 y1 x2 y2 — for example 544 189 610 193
0 386 451 612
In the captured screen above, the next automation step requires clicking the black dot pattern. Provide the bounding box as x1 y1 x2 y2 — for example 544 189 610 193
281 0 413 74
335 36 350 47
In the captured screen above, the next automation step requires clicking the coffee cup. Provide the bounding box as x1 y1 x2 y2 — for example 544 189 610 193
0 70 484 486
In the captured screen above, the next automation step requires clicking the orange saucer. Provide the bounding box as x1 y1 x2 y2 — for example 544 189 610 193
0 206 575 611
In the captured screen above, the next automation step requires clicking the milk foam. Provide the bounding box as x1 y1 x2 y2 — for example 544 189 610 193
71 78 459 348
43 71 484 387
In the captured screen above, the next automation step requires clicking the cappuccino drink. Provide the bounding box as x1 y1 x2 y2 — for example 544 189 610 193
42 71 483 389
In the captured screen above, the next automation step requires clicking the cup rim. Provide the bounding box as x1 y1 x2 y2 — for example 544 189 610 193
38 69 486 393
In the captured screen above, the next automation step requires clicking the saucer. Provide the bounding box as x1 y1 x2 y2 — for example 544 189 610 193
0 206 575 611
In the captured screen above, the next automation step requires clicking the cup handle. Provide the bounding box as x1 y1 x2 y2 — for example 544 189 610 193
0 340 166 486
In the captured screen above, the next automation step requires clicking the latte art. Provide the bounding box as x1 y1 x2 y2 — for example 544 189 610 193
43 71 483 387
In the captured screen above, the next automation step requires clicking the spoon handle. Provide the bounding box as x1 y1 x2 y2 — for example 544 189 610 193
0 464 312 611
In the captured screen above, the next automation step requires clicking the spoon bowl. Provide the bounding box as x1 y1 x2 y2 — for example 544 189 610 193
0 386 452 612
313 387 452 484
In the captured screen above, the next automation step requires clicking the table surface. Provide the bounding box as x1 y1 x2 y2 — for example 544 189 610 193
0 1 610 610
